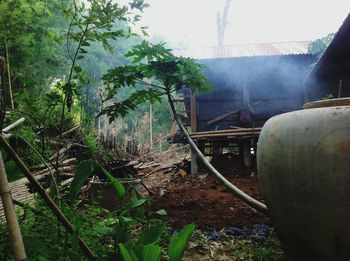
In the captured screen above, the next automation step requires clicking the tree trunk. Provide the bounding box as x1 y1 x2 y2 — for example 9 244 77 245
4 29 14 109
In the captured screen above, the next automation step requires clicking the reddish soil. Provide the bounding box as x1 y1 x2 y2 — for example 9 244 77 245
149 153 269 229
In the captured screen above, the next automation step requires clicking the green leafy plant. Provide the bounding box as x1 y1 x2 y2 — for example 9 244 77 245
168 223 196 261
69 159 94 202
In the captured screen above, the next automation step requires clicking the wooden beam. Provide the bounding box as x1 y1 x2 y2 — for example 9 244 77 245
206 109 240 126
190 92 198 174
190 92 197 132
191 127 262 136
191 131 260 140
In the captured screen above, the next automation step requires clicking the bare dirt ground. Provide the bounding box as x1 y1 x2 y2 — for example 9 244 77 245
144 153 269 230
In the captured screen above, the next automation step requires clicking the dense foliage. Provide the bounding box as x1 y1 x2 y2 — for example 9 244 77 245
0 0 69 95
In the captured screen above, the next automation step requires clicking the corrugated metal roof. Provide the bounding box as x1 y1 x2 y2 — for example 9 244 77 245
173 41 312 60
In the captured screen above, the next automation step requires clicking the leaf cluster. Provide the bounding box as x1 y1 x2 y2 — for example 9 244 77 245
100 40 212 122
0 0 69 93
308 33 335 57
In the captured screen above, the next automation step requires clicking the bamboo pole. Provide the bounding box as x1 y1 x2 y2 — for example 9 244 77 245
2 118 25 133
0 56 6 130
0 135 97 260
0 151 27 261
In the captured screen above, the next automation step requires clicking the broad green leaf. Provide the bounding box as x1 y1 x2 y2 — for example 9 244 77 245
119 216 134 224
119 243 138 261
131 198 147 209
148 218 163 224
155 209 167 216
137 223 166 245
69 159 94 202
71 222 80 253
101 167 126 200
142 244 161 261
168 223 195 261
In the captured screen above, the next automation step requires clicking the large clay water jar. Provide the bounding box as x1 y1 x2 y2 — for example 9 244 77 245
257 98 350 261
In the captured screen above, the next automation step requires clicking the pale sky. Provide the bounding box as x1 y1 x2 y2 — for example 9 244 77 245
139 0 350 48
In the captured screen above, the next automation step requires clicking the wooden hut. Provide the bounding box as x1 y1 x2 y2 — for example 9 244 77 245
174 41 316 173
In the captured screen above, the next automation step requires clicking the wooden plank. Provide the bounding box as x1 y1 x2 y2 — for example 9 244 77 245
206 109 240 126
191 131 260 139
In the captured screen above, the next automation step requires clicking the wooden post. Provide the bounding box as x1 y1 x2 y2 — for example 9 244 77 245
149 102 153 151
243 142 252 167
190 91 198 174
303 82 310 104
338 78 343 98
0 151 27 261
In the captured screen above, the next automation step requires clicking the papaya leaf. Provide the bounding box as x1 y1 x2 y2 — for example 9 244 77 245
69 159 94 203
168 223 195 261
155 209 167 216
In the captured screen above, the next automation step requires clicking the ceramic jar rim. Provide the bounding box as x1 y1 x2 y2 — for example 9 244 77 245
303 97 350 109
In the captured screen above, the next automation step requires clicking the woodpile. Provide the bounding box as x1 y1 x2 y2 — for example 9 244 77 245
0 125 81 219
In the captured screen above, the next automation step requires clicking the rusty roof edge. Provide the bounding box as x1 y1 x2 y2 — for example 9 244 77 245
303 12 350 85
